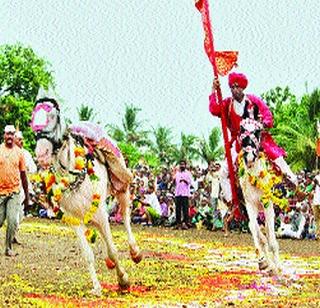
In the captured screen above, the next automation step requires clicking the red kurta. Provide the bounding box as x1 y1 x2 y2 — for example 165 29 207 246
209 93 286 160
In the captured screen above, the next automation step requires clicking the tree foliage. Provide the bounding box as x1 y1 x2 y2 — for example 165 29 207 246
172 133 200 163
262 87 320 171
0 44 54 101
77 104 96 121
197 127 224 164
0 43 54 149
107 104 150 147
150 126 176 165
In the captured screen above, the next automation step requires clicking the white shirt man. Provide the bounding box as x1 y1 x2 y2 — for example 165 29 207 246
14 131 37 201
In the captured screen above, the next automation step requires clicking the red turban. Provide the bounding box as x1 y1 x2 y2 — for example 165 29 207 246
228 72 248 89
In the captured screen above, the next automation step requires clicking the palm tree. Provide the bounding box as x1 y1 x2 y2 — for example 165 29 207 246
198 127 224 164
106 104 150 147
172 133 200 163
150 126 177 165
77 104 96 121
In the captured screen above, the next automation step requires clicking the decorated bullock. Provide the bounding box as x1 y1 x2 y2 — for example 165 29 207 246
30 97 142 295
209 72 297 273
237 102 288 273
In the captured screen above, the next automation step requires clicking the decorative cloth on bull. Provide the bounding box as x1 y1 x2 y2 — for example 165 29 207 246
70 121 133 194
239 118 263 152
31 103 52 132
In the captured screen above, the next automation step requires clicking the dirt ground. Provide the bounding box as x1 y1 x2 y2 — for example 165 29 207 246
0 217 319 307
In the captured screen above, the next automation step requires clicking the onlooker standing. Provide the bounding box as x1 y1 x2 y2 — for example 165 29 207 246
14 131 37 244
206 162 220 207
173 160 193 230
312 174 320 238
0 125 29 256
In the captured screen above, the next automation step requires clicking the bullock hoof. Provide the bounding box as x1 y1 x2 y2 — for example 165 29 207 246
130 250 143 264
118 272 130 289
258 260 269 271
105 258 116 270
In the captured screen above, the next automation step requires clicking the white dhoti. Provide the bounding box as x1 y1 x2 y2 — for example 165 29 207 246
219 145 238 203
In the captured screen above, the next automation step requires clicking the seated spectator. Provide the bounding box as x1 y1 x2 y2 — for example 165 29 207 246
166 195 176 226
188 199 198 223
277 204 307 239
159 196 169 219
142 184 162 225
192 197 213 230
212 208 224 231
131 198 148 225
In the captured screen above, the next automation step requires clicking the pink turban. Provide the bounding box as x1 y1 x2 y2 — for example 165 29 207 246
228 72 248 89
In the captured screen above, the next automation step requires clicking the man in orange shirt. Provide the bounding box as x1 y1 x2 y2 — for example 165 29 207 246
0 125 29 257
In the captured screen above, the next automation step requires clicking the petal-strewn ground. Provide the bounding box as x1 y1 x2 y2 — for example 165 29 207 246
0 218 319 307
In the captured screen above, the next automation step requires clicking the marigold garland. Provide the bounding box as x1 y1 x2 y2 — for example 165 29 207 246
238 151 288 210
30 145 101 243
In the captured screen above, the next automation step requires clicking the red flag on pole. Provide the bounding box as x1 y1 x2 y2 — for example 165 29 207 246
195 0 241 219
195 0 238 76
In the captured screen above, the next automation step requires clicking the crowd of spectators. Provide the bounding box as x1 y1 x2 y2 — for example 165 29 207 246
31 157 320 241
106 163 320 240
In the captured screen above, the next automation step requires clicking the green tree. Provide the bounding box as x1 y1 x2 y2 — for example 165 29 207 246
77 104 96 121
0 44 54 101
142 151 161 174
0 43 54 150
117 141 141 169
198 127 224 164
150 126 177 165
107 104 150 147
262 87 320 171
172 133 200 163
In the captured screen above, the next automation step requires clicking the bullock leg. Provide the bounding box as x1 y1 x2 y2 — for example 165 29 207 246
93 207 130 288
245 204 269 271
264 205 280 274
74 225 102 296
116 190 142 263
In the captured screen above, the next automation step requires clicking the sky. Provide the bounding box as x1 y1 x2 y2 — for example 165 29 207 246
1 0 319 142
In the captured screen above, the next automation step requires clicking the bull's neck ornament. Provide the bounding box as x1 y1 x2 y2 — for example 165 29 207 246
30 144 100 243
238 151 288 210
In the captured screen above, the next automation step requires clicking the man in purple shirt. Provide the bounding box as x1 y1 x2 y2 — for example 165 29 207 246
173 160 193 230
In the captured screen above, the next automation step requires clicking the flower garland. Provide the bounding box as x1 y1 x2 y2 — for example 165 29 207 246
30 145 101 243
238 151 288 210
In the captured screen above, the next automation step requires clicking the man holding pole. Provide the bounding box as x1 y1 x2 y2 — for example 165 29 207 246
195 0 241 219
195 0 297 227
209 72 298 207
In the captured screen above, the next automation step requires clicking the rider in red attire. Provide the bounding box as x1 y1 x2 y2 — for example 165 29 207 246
209 72 297 205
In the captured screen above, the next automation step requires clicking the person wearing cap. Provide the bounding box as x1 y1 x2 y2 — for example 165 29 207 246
209 72 297 207
13 131 37 244
0 125 29 257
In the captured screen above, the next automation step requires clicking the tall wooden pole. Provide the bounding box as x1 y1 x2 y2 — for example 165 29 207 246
195 0 240 216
